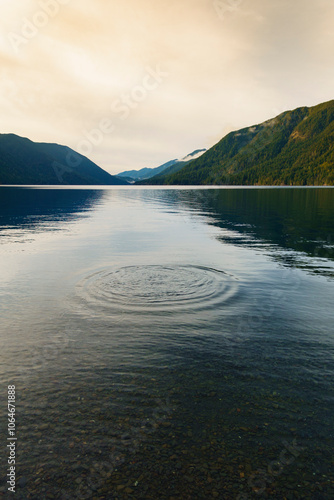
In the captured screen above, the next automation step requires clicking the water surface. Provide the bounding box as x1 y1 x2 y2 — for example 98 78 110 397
0 187 333 499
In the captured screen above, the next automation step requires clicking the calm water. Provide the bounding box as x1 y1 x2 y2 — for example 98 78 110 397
0 187 333 499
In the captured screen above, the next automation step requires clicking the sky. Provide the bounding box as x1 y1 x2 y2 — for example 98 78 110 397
1 0 334 175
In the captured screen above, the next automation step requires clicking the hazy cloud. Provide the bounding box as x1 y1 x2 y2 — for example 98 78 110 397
1 0 333 173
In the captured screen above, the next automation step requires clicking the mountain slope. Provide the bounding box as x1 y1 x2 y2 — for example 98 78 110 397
152 100 334 186
136 149 207 184
117 159 178 182
0 134 128 185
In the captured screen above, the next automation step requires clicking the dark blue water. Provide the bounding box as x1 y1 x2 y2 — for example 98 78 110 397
0 187 333 499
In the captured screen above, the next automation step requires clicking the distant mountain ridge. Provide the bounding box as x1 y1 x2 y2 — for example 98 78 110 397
0 134 128 185
142 100 334 186
116 158 178 183
117 149 206 183
3 99 333 187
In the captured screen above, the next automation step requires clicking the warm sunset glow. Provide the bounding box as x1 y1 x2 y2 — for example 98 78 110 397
1 0 334 173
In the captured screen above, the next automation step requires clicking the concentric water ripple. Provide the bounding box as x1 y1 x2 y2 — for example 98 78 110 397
75 265 239 320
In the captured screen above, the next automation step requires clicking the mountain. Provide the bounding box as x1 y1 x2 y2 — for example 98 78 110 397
151 149 207 180
0 134 128 185
117 159 178 183
118 149 206 183
145 100 334 186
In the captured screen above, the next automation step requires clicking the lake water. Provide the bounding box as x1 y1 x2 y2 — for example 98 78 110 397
0 186 333 499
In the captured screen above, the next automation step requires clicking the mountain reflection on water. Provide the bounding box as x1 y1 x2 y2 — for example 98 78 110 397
1 187 333 277
133 187 334 277
0 187 104 238
0 186 333 499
